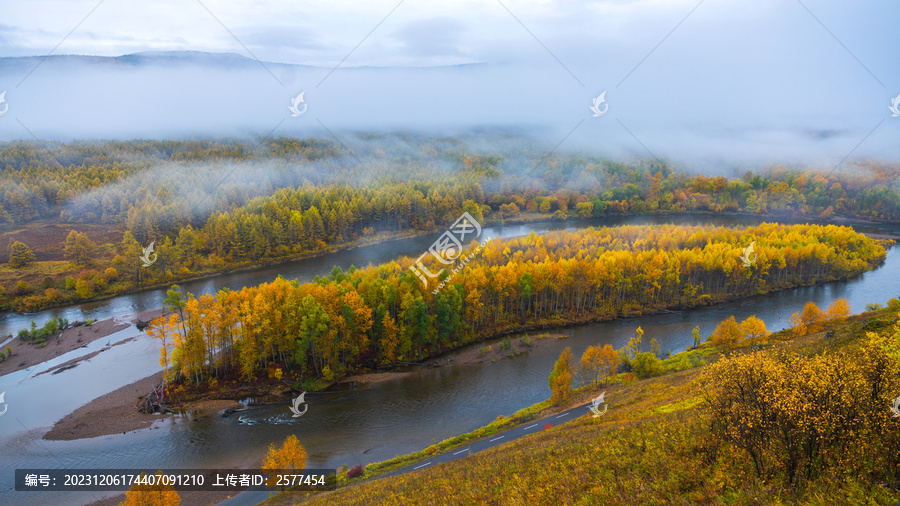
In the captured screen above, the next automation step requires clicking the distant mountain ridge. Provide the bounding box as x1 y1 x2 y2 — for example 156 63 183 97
0 50 486 70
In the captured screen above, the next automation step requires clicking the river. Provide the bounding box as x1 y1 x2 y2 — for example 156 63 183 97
1 215 898 506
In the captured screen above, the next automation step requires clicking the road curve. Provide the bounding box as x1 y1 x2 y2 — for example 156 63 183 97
381 399 597 478
218 399 600 506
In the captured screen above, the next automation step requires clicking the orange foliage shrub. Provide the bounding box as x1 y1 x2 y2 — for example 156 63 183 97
124 472 180 506
826 298 851 321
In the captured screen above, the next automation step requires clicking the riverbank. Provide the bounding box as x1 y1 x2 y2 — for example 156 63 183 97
45 331 570 442
7 213 897 316
0 308 164 379
44 367 245 441
43 370 170 440
1 222 435 314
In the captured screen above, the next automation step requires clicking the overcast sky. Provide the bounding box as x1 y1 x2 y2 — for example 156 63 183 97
0 0 898 166
1 0 896 69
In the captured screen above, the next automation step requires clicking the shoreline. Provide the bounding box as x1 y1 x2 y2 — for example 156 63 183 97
5 213 895 316
0 308 165 379
43 368 244 441
46 331 570 442
341 332 569 386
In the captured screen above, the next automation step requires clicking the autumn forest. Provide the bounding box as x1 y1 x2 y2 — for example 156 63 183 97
2 137 899 315
146 222 886 388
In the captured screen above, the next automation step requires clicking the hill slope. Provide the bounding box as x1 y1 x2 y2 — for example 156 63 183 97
272 306 900 505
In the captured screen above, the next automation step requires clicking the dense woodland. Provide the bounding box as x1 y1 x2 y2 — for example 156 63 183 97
2 137 900 312
145 223 886 388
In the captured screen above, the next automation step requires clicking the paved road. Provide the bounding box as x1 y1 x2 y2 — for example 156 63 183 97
381 399 595 478
216 399 598 505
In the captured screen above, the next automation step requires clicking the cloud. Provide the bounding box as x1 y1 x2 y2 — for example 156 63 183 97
0 0 896 168
392 17 467 63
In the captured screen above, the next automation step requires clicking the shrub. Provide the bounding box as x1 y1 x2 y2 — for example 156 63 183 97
887 298 900 311
618 326 644 370
519 334 533 347
631 352 664 379
347 465 364 479
301 377 326 392
702 337 900 486
15 281 32 295
44 288 62 304
665 353 706 372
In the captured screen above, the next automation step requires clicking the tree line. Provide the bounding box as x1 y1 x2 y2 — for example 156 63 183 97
146 223 887 389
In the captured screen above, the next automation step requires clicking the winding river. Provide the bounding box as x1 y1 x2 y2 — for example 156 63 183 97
1 215 899 506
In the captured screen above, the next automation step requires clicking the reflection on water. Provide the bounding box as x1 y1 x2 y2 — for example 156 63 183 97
0 216 898 505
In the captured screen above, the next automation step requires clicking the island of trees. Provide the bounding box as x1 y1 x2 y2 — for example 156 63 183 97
146 222 887 393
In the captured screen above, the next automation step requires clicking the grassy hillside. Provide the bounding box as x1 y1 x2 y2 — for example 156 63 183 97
268 304 900 505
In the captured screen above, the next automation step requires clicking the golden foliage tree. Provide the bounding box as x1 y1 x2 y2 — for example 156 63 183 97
710 316 744 348
549 347 574 405
578 345 604 388
124 472 180 506
147 314 180 386
789 311 806 338
740 315 770 346
262 434 308 489
826 298 851 321
8 240 36 268
262 434 308 472
63 230 97 266
800 301 825 334
597 344 619 384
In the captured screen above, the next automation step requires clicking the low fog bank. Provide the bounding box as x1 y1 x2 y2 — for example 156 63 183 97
0 52 897 167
